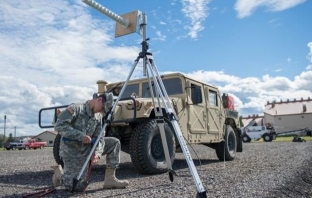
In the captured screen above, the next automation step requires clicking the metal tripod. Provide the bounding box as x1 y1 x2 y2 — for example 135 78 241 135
74 1 207 197
109 12 207 198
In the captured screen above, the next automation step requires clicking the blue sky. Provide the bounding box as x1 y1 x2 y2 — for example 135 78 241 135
0 0 311 136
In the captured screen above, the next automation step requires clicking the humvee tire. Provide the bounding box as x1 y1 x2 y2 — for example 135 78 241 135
216 125 237 161
129 119 176 174
236 130 243 152
53 134 64 167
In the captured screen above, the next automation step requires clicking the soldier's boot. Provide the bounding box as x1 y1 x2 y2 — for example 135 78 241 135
103 168 129 189
51 165 64 187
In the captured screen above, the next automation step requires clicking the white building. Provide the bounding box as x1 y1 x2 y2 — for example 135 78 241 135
264 98 312 133
242 98 312 135
32 131 57 147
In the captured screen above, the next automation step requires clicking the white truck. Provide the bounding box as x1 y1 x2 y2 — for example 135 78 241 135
241 125 277 142
241 121 276 142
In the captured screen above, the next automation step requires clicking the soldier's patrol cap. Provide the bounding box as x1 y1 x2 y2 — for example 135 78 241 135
99 93 113 112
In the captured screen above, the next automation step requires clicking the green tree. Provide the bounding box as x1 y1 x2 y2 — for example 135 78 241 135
0 134 7 148
7 133 15 143
239 116 244 127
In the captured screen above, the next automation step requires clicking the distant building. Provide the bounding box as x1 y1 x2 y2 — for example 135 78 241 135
32 131 57 147
264 97 312 133
13 136 33 142
241 97 312 134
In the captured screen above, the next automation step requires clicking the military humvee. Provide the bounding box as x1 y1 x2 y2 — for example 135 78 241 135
51 72 242 175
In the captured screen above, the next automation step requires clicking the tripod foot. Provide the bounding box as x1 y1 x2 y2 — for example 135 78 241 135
196 191 207 198
169 169 178 182
71 178 79 193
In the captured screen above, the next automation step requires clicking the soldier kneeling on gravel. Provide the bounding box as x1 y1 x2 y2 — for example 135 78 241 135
52 93 129 192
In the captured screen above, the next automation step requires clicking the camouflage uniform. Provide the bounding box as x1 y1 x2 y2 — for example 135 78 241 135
54 101 121 191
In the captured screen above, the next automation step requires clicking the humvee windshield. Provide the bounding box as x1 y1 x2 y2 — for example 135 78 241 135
112 83 139 98
142 77 182 97
112 77 183 98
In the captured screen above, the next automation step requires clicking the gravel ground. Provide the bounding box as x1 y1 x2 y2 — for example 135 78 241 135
0 142 311 198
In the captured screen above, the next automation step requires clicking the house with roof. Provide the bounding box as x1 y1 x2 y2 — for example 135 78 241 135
264 97 312 133
32 131 57 147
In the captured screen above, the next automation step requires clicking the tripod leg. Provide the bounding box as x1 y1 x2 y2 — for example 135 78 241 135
145 61 174 179
146 56 207 197
156 118 178 182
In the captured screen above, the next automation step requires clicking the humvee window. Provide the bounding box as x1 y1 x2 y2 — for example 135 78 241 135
142 78 182 97
113 84 139 98
191 84 203 104
209 90 218 106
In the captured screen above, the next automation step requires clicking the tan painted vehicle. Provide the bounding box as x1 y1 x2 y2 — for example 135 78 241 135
46 72 242 175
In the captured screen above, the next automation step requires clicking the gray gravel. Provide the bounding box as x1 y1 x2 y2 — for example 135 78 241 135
0 142 311 198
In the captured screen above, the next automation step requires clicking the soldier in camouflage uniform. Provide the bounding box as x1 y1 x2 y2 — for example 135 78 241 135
53 93 129 191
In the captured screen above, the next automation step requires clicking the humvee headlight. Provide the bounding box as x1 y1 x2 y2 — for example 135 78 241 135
126 100 142 111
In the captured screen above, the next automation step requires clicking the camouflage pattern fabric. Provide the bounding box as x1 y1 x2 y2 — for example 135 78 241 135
103 92 113 114
101 137 120 169
61 137 121 191
55 101 104 158
54 101 122 191
62 157 88 191
54 101 105 190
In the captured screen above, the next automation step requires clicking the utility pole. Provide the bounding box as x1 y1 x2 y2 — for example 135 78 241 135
14 126 16 139
3 115 6 149
4 115 6 138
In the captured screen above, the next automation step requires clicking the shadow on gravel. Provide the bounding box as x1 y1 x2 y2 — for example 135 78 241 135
0 158 219 187
0 157 221 198
0 170 53 186
85 184 173 198
91 158 220 180
266 158 312 198
173 158 220 171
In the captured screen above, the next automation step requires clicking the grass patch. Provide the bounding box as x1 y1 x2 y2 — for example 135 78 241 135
255 136 312 142
274 136 312 142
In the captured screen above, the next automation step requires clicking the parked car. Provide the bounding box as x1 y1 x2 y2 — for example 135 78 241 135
17 144 27 150
20 139 47 150
4 142 22 150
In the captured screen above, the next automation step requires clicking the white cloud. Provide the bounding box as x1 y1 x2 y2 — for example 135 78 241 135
306 42 312 70
268 18 282 29
0 0 311 137
154 31 167 41
0 0 141 136
180 0 212 39
294 71 312 91
234 0 307 18
307 42 312 62
187 70 240 84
